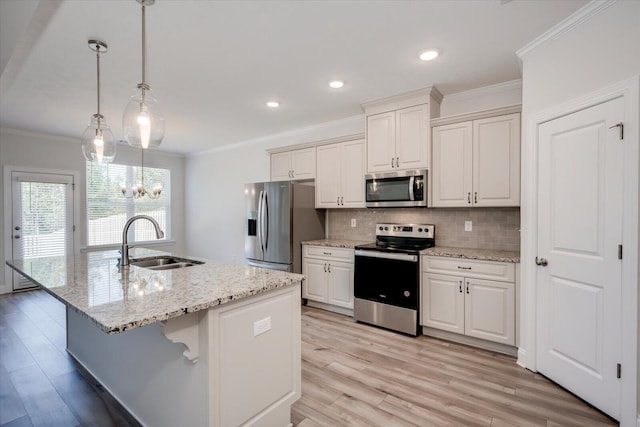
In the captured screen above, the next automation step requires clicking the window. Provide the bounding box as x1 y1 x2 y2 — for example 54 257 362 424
86 161 170 247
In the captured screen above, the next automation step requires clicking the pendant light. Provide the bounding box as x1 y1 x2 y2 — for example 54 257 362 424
120 148 163 199
81 40 117 163
123 0 165 149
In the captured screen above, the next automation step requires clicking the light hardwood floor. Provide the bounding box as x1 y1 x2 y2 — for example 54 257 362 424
1 290 616 426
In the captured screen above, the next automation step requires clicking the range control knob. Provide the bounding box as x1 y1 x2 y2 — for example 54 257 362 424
384 226 389 231
418 228 423 232
404 291 410 297
379 226 383 231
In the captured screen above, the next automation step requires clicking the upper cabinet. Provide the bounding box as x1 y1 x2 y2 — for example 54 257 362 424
432 112 521 207
362 87 442 174
270 147 316 181
316 138 365 208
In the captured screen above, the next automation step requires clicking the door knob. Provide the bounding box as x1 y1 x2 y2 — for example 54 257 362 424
535 257 548 266
14 235 20 239
15 226 21 231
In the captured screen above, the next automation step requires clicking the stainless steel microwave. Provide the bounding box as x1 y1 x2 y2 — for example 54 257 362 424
365 169 427 208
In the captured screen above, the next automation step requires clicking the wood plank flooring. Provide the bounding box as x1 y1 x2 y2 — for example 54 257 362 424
1 290 617 426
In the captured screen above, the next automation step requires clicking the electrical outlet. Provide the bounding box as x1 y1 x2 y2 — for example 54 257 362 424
351 218 357 228
465 221 472 232
253 317 271 337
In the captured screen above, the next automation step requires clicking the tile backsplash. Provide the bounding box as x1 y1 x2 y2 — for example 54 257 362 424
328 207 520 252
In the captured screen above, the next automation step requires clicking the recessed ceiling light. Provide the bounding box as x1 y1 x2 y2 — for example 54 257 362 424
329 80 344 89
266 101 280 108
419 50 439 61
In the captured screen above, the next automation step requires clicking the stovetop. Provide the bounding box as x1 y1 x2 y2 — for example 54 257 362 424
355 223 435 255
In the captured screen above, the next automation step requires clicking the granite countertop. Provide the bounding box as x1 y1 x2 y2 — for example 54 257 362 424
6 249 303 335
421 246 520 263
302 239 370 249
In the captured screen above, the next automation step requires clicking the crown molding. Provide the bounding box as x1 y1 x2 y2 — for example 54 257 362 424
516 0 616 61
361 86 443 114
442 80 522 104
266 132 365 154
431 104 521 127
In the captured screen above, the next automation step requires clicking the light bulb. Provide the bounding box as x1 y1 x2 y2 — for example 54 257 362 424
94 131 104 163
81 115 116 163
123 89 164 149
137 107 151 149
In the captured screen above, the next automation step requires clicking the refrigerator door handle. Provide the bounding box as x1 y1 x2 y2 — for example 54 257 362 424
257 190 264 254
263 191 269 251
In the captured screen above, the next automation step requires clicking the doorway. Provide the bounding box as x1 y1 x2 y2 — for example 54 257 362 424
6 169 76 291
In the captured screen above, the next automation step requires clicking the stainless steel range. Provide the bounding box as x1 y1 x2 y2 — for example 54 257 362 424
354 223 435 336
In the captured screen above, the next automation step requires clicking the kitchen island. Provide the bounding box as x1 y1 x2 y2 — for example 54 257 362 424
6 249 302 427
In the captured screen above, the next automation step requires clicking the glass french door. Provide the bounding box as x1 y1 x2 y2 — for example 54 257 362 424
11 171 75 291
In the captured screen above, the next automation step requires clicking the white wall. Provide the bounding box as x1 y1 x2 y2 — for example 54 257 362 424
0 127 186 294
518 1 640 424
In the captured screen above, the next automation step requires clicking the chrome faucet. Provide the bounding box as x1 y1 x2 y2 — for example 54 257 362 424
120 215 164 267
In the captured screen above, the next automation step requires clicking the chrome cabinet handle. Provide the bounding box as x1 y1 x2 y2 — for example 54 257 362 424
459 280 462 293
391 158 394 168
467 192 471 204
324 263 327 273
474 192 478 204
466 282 470 294
340 196 344 205
337 196 340 205
328 264 331 273
396 157 399 168
457 266 472 270
535 257 548 266
323 252 332 256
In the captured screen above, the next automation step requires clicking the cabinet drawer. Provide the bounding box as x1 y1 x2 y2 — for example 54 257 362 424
303 246 354 263
423 256 515 282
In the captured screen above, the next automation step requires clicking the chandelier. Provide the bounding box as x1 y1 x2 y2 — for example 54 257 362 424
120 148 163 199
122 0 165 149
81 40 117 163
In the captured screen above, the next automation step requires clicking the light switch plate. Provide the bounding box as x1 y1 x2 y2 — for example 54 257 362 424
351 218 357 228
465 221 472 232
253 317 271 336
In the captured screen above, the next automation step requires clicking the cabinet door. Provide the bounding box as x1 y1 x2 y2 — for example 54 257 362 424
472 113 520 207
464 278 515 345
270 152 292 181
366 111 396 172
396 104 429 170
432 121 473 207
327 261 354 309
302 258 328 303
315 144 340 208
291 148 316 180
421 273 464 334
340 139 365 207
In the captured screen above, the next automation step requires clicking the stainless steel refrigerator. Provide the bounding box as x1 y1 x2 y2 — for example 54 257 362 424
245 181 325 273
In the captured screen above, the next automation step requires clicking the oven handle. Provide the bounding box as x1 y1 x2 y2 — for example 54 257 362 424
355 250 417 262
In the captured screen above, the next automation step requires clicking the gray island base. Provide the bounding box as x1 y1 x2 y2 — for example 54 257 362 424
7 250 302 427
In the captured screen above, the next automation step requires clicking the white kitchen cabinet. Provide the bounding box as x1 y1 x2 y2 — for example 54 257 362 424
316 139 365 208
421 256 516 346
366 104 429 173
362 87 442 174
270 147 315 181
432 113 520 207
302 246 354 313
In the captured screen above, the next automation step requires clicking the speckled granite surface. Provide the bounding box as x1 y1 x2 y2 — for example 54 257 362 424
302 239 371 249
421 246 520 263
6 249 303 335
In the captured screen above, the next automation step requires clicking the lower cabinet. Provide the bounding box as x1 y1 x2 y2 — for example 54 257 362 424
421 256 516 346
302 246 354 313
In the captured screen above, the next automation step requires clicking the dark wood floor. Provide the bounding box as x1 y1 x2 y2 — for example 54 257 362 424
1 290 617 426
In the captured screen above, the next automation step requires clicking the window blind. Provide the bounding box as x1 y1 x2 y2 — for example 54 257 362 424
86 161 171 246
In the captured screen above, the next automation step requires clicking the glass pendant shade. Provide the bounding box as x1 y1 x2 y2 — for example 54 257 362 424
82 114 117 163
123 86 165 149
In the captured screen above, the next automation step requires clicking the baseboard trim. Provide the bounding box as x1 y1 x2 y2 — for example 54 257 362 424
304 300 354 317
517 347 529 369
421 327 517 357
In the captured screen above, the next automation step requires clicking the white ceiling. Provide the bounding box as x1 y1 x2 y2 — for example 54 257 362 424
0 0 587 155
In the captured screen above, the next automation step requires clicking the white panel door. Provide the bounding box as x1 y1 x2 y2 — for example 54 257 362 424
327 261 354 309
464 278 515 345
11 172 75 291
431 121 473 207
473 113 521 207
340 139 365 207
367 111 396 172
315 144 340 208
396 104 429 170
421 273 464 333
302 258 328 302
537 97 623 420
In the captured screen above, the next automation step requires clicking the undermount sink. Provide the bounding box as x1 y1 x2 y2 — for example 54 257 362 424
129 256 204 271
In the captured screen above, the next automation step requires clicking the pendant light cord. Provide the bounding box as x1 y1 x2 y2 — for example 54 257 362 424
141 3 147 92
96 48 101 117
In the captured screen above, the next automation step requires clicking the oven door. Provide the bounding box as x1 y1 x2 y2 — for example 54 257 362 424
354 250 419 309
